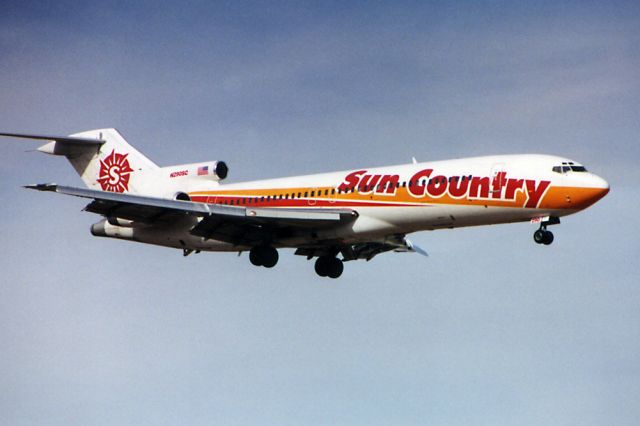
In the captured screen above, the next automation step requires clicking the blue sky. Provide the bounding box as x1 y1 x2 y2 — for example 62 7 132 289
1 1 639 425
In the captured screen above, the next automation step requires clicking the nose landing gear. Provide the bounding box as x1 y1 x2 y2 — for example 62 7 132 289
532 216 559 245
533 228 554 245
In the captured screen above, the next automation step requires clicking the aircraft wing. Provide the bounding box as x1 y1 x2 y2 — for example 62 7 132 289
26 184 357 245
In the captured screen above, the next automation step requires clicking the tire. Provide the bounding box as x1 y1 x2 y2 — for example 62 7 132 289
542 231 554 245
249 247 262 266
327 258 344 279
533 229 545 244
261 246 279 268
315 257 330 277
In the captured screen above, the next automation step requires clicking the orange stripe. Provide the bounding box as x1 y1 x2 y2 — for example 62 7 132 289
190 184 604 210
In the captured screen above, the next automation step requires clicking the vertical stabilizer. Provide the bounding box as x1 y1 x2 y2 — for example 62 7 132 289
58 128 158 194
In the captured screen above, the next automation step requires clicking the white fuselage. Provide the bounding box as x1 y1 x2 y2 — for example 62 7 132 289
106 154 609 252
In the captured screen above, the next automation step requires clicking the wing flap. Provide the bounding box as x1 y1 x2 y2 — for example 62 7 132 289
295 235 428 261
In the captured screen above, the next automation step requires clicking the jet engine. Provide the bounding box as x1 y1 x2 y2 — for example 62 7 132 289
164 161 229 181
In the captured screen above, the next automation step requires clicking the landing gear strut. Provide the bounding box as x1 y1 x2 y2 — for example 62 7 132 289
314 256 344 279
249 245 279 268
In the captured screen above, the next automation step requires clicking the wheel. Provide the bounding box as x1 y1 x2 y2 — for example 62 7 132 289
542 230 554 245
315 256 330 277
533 229 546 244
260 246 279 268
327 258 344 279
249 247 262 266
250 245 278 267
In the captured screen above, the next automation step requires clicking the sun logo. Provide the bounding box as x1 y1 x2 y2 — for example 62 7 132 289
97 150 134 192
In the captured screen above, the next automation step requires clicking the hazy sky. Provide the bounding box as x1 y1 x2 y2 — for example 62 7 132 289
1 1 639 425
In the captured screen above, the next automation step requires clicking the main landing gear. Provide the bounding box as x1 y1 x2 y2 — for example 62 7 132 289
314 256 344 279
249 245 279 268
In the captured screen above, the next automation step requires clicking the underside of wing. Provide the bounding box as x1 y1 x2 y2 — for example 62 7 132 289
190 206 357 245
294 234 428 262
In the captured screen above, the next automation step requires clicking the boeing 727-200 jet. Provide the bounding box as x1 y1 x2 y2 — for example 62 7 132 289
1 129 609 278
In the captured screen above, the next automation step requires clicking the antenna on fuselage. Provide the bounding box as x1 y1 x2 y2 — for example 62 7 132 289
412 157 418 164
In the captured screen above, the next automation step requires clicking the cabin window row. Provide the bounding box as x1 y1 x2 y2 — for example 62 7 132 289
216 175 479 205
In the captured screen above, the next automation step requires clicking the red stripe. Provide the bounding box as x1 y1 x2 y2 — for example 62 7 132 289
189 195 422 208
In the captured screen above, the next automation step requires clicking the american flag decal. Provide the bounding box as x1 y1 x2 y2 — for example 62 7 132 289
197 165 209 176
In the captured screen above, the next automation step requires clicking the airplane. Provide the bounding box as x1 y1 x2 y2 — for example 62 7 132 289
1 128 609 278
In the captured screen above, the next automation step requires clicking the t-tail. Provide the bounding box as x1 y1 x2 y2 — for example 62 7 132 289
1 128 158 194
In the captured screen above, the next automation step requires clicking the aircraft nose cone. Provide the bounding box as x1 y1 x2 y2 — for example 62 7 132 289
589 174 610 204
594 174 609 191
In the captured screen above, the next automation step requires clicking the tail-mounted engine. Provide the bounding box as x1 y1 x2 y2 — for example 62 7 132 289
164 161 229 181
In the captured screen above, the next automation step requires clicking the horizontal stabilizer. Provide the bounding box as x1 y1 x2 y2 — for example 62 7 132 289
0 132 104 145
1 131 105 158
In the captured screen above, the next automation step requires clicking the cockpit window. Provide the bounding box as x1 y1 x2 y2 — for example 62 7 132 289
552 162 588 173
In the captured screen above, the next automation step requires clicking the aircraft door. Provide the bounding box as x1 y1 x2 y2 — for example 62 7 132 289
490 162 506 198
